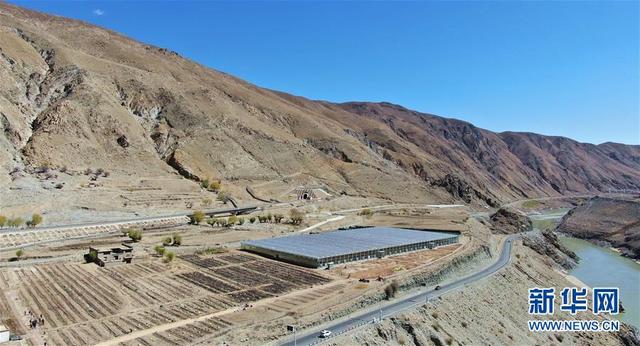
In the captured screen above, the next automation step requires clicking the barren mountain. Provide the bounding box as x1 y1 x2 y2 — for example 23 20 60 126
1 3 639 220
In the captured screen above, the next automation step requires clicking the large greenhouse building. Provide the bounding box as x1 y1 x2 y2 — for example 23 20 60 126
241 227 459 268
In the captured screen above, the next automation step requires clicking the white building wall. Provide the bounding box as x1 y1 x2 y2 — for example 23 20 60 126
0 329 10 343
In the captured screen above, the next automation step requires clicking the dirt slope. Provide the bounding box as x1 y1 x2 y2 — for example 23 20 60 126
1 3 639 217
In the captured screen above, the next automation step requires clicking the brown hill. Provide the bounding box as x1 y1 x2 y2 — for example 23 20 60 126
557 196 640 259
1 3 639 219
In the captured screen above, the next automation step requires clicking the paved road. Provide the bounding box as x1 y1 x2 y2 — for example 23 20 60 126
281 234 520 346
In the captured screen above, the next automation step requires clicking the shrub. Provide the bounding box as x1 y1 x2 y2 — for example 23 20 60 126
200 179 210 189
195 247 227 255
266 213 273 223
274 214 284 223
238 217 244 225
15 248 24 259
289 209 305 225
102 171 110 177
128 229 143 242
202 198 212 207
30 213 43 227
190 210 205 224
85 249 98 263
164 251 175 263
162 237 172 246
209 180 221 192
358 208 374 217
84 168 93 175
249 216 256 223
0 215 6 228
172 233 182 246
154 245 165 256
217 191 227 202
228 215 238 226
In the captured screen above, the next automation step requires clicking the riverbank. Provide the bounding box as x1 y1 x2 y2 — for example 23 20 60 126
530 209 640 329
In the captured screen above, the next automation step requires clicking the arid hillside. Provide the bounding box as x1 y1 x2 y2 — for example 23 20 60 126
557 196 640 259
1 3 639 217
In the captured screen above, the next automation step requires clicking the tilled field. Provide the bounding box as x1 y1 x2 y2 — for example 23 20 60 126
2 251 331 345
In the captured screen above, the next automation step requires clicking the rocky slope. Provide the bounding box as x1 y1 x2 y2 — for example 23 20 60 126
1 3 639 217
489 207 533 234
557 196 640 259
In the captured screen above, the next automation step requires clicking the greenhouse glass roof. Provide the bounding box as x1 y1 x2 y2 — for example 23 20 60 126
241 227 458 260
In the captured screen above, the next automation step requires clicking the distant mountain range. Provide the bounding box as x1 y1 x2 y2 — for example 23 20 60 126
1 3 638 205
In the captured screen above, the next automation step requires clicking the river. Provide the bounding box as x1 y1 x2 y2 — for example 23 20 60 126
530 212 640 328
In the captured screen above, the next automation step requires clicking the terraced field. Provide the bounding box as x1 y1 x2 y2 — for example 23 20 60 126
1 251 331 345
0 216 188 250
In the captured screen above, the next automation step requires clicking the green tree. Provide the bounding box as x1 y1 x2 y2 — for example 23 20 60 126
190 210 205 224
15 248 24 259
200 179 210 189
128 229 143 242
30 213 43 227
0 215 6 228
154 245 165 256
237 217 245 225
249 216 256 224
164 251 175 263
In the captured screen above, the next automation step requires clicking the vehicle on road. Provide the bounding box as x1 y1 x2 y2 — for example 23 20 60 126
320 330 332 338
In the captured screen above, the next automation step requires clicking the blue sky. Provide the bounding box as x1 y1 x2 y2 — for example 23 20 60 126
11 1 639 144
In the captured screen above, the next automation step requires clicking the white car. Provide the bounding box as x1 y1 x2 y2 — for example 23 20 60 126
320 330 332 338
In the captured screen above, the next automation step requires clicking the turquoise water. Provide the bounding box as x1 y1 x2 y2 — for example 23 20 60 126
558 236 640 328
529 211 639 328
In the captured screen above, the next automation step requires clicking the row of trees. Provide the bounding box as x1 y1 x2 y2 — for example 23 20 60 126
189 209 305 227
0 214 43 228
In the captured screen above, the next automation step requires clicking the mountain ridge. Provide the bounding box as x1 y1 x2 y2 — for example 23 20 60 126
1 2 638 216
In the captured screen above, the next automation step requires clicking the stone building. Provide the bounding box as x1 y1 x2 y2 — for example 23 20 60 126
88 244 133 267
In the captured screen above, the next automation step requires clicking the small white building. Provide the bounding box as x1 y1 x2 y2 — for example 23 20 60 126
0 324 10 344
